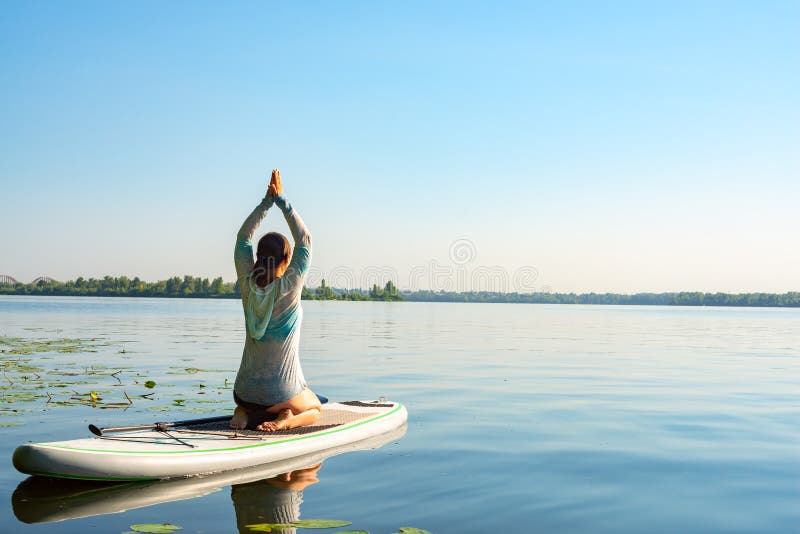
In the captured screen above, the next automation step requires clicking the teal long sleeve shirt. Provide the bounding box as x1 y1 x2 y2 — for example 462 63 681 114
233 194 312 406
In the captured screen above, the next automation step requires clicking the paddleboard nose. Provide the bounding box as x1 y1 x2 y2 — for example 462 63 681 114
12 444 37 476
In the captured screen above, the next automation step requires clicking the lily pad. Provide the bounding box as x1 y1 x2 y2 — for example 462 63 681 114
144 380 157 389
292 519 352 529
396 528 432 534
0 336 105 355
129 524 183 533
246 523 295 532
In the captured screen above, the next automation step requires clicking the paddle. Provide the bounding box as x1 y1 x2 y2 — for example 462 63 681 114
89 415 231 436
88 393 329 436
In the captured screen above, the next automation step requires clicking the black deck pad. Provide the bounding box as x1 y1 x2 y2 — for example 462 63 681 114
340 400 396 408
176 408 381 438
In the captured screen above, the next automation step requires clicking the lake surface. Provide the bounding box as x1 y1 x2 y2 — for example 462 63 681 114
1 296 798 533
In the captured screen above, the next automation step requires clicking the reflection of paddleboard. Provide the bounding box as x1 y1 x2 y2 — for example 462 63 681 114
13 424 406 524
13 400 407 482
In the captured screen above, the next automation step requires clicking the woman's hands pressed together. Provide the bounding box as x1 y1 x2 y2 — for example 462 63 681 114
267 169 283 198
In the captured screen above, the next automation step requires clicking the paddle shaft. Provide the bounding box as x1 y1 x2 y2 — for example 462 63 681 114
88 394 328 436
89 415 231 436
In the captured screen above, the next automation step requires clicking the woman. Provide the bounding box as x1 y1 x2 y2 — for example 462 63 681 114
230 169 321 431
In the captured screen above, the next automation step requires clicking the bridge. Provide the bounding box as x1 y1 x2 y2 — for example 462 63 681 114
0 275 60 285
32 276 59 285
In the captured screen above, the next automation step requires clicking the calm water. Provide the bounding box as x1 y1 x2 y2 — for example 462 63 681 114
0 296 798 533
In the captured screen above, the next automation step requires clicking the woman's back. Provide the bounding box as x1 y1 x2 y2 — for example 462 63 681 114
233 191 312 407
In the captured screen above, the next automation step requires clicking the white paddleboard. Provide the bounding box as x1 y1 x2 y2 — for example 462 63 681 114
13 400 407 481
13 424 407 524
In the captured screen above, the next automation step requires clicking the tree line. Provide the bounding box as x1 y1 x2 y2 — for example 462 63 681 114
1 276 798 307
0 276 404 301
401 290 800 307
0 275 235 298
306 279 401 301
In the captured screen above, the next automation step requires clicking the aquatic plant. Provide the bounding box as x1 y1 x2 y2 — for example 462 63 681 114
127 523 183 533
292 520 353 528
0 335 234 424
247 519 352 531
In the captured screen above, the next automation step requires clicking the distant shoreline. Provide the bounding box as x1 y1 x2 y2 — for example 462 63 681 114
1 276 798 308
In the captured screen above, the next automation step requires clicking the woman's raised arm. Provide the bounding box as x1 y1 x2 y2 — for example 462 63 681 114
234 193 274 289
274 195 311 250
268 170 312 277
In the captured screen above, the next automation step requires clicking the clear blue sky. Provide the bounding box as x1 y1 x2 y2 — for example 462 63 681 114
1 1 798 293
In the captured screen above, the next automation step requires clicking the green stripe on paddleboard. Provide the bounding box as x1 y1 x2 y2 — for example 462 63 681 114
35 403 404 455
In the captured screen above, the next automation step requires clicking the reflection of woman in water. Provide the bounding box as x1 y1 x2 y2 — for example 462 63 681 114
231 464 322 534
231 170 321 432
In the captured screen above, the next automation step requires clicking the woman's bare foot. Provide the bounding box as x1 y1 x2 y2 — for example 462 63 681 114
256 408 293 431
256 407 321 432
230 406 249 430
